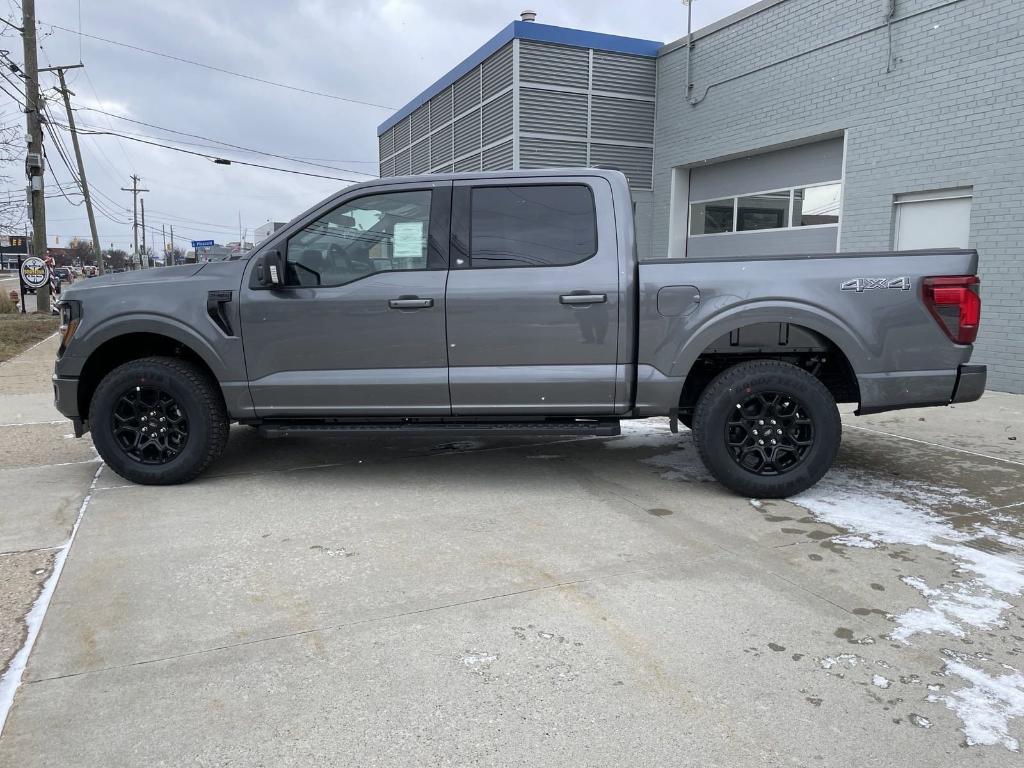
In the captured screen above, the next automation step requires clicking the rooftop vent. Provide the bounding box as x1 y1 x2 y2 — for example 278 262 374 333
520 10 537 22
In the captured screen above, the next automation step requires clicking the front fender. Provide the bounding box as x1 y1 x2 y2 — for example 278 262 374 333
58 312 233 381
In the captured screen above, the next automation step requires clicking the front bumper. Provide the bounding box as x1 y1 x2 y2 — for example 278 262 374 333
951 364 986 404
52 374 86 436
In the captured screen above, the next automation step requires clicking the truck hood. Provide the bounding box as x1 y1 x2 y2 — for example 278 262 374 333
64 263 208 299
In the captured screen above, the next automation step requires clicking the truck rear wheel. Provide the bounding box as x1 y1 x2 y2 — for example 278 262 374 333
89 356 229 485
692 360 841 498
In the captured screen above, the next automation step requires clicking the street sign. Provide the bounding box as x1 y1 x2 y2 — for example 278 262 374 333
191 240 214 248
19 255 48 289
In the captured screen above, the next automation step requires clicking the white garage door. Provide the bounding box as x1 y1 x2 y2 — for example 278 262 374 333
894 188 973 250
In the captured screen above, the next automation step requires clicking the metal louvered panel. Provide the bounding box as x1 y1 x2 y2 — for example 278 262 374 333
591 96 656 144
454 152 481 172
590 143 653 190
454 110 481 158
393 117 411 153
482 90 513 146
453 67 482 116
520 137 587 169
481 43 513 99
378 129 394 161
429 88 453 130
379 155 396 178
436 164 454 174
592 51 656 98
410 139 430 174
394 148 411 176
410 105 430 143
519 41 588 89
520 88 587 137
482 141 513 171
430 124 453 168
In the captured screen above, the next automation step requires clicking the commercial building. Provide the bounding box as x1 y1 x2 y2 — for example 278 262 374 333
378 1 1023 393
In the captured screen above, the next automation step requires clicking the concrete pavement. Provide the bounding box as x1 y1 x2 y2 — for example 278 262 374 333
0 336 1022 766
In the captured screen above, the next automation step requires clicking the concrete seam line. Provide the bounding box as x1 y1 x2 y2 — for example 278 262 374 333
0 457 101 471
0 462 103 736
845 424 1024 468
0 420 70 428
0 331 59 369
25 560 710 685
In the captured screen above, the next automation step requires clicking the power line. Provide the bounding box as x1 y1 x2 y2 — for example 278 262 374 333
73 106 378 176
43 22 396 111
59 125 366 183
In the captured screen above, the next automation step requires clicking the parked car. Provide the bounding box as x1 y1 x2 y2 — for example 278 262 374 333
52 169 985 496
54 267 72 283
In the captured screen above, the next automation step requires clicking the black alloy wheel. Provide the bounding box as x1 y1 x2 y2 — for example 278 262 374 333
112 385 190 464
692 360 841 498
726 391 814 476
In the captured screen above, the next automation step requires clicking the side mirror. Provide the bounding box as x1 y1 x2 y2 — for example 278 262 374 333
255 250 285 288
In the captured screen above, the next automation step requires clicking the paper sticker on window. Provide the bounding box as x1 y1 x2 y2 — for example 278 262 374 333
393 222 425 257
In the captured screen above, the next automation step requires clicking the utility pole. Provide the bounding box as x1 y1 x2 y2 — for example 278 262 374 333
170 224 174 263
121 175 148 269
21 0 51 312
140 197 147 267
44 64 104 275
161 224 166 266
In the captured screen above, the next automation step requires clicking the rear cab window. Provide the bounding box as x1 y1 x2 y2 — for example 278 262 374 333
468 184 598 268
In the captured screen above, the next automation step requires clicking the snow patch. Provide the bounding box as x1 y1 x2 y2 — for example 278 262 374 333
929 661 1024 751
831 534 877 549
872 675 891 689
606 418 677 449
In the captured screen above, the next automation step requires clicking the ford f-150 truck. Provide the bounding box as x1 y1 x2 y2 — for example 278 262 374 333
52 169 985 497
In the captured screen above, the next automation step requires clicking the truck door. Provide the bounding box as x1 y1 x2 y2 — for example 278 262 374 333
445 176 621 415
239 182 452 416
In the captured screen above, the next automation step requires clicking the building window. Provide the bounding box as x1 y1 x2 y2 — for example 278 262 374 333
690 199 735 234
689 181 842 236
794 183 841 226
737 192 791 231
893 187 973 250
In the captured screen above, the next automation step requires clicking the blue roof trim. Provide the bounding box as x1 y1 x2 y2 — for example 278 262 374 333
377 21 663 136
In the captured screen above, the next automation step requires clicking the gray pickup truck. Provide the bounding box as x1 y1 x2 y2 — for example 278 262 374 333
53 169 985 497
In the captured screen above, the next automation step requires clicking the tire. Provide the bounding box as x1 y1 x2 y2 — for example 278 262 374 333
692 360 841 499
90 356 229 485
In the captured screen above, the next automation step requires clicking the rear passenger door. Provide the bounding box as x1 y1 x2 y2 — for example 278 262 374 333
445 176 621 415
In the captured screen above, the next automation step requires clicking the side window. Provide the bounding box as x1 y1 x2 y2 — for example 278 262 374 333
469 184 597 268
286 190 431 287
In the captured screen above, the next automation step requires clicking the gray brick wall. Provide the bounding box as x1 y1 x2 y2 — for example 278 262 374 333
651 0 1024 393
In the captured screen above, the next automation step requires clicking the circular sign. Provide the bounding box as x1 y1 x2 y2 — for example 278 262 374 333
19 256 49 289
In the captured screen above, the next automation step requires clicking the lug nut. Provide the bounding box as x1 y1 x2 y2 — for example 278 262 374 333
758 420 765 425
758 439 764 445
753 429 759 435
771 439 777 445
770 419 777 425
141 427 148 433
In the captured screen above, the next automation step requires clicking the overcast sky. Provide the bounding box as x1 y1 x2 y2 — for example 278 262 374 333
0 0 755 253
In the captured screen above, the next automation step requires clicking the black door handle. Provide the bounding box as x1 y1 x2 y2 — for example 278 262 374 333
560 293 607 305
388 297 434 309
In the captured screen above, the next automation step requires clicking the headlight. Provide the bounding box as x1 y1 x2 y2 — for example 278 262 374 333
57 300 82 357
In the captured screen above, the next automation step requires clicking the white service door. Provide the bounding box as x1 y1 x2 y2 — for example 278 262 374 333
895 196 972 250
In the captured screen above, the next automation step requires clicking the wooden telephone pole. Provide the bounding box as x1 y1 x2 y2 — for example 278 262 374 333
42 64 105 275
21 0 51 312
121 175 149 269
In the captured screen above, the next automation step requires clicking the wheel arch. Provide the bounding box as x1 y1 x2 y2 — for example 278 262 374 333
673 305 864 417
76 323 224 421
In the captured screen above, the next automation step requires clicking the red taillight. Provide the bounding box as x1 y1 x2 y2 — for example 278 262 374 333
922 275 981 345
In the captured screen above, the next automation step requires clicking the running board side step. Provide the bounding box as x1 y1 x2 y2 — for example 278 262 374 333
257 419 621 439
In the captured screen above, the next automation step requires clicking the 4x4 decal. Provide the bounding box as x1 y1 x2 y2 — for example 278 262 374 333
840 277 911 292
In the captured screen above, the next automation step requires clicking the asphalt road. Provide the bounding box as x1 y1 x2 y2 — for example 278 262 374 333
0 336 1022 766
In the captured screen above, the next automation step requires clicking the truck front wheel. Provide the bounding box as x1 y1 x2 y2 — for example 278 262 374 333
692 360 841 498
89 356 229 485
